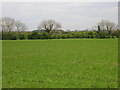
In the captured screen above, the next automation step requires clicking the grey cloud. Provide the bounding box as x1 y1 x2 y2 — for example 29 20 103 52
2 2 118 30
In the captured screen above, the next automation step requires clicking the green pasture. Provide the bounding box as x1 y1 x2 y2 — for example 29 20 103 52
2 39 118 88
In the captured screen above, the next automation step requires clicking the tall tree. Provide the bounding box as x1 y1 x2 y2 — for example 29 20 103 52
15 20 28 33
0 17 28 33
97 20 116 36
37 19 61 34
0 17 15 34
98 20 115 31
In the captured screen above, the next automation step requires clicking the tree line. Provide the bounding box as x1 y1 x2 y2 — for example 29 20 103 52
0 17 119 40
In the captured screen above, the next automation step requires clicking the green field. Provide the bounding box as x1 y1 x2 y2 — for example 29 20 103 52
2 39 118 88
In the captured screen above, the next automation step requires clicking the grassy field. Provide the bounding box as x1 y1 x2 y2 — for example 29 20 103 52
2 39 118 88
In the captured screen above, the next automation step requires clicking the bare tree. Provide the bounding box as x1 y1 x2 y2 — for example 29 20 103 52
15 20 28 33
0 17 28 33
96 20 116 36
98 20 115 31
37 19 61 33
0 19 2 33
0 17 15 33
115 25 118 30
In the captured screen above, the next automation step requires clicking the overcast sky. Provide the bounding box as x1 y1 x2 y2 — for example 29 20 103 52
2 2 118 31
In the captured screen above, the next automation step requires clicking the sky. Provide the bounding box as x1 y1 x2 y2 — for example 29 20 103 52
2 2 118 31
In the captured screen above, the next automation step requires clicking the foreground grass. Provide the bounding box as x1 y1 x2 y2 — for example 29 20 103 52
2 39 118 88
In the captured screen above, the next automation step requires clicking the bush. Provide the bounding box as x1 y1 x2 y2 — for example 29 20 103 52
41 32 49 39
18 33 26 40
2 30 119 40
9 33 17 40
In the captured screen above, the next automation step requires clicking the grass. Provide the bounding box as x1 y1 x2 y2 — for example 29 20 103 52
2 39 118 88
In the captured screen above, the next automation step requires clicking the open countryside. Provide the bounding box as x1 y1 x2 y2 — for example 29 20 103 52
3 39 118 88
2 2 119 88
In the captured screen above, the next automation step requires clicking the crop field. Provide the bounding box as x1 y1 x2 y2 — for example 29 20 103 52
2 39 118 88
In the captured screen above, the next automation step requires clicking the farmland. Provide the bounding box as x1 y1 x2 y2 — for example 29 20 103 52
2 39 118 88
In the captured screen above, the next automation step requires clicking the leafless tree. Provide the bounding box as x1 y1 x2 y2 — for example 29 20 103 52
37 19 61 33
98 20 115 31
15 20 28 33
96 20 116 36
115 25 118 30
0 17 28 33
0 17 15 33
0 19 2 33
